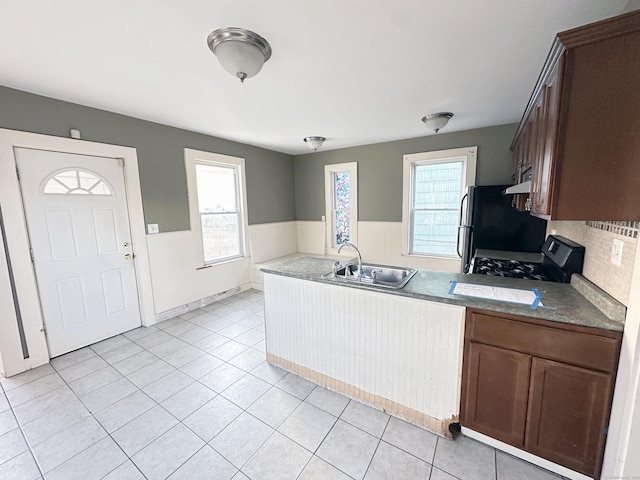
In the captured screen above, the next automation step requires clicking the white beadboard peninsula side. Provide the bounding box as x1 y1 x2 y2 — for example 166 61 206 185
263 272 465 436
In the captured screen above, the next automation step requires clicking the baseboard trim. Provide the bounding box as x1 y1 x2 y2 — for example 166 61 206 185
154 283 252 322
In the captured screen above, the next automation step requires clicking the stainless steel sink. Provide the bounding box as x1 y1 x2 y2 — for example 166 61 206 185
322 263 417 289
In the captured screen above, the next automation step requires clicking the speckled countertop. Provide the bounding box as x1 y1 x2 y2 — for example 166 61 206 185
261 256 625 332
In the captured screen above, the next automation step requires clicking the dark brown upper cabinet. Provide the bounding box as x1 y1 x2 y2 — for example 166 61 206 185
510 10 640 220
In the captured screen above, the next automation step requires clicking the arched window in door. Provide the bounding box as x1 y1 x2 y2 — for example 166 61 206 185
42 169 113 195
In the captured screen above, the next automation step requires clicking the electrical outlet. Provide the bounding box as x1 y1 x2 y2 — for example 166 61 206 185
147 224 159 234
611 239 624 266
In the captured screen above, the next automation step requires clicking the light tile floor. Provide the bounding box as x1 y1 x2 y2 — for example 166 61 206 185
0 289 570 480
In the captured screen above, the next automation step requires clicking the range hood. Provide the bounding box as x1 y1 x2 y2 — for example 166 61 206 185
504 180 531 195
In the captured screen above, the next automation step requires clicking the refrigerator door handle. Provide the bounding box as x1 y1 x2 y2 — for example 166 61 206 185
457 226 471 258
457 193 469 258
458 193 469 228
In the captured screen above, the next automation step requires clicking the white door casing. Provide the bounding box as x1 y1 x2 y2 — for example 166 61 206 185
0 129 154 377
16 149 142 356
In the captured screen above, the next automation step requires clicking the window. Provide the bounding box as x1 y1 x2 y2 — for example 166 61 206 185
402 147 477 257
185 149 248 265
43 169 112 195
325 162 358 250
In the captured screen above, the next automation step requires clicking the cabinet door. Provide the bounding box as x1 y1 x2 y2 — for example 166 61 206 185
526 357 611 477
530 93 547 215
461 342 531 447
531 59 563 217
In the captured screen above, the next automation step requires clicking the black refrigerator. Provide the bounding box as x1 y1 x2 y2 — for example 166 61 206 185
458 185 547 273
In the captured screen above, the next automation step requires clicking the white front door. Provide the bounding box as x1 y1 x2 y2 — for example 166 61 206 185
16 148 141 357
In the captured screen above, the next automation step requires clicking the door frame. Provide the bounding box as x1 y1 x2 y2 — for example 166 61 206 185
0 129 155 376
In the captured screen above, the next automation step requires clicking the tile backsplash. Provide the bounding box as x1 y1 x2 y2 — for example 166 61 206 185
585 221 639 239
548 221 637 306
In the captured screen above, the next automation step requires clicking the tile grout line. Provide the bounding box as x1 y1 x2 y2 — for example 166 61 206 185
4 292 528 480
360 414 392 480
46 357 146 479
7 365 114 478
46 330 248 479
192 354 344 479
1 299 266 479
232 374 315 473
88 341 237 474
234 359 442 478
11 299 314 478
0 381 45 479
45 337 218 478
84 346 197 479
96 305 267 478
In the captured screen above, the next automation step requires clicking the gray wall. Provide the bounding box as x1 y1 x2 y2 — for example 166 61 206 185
294 124 518 222
1 86 517 227
0 87 295 231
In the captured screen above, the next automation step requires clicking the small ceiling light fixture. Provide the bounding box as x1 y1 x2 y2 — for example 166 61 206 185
421 112 454 133
207 27 272 82
304 136 326 152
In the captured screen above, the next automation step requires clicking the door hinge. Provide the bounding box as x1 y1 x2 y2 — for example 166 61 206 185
40 324 47 337
117 158 124 168
29 248 34 263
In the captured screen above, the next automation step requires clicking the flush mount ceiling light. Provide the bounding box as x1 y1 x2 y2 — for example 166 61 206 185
304 136 326 151
421 112 454 133
207 27 272 83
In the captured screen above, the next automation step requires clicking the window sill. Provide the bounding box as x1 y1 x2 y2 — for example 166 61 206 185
196 256 248 271
403 253 459 260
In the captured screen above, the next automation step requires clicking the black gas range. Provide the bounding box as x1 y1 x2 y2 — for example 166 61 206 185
471 235 585 283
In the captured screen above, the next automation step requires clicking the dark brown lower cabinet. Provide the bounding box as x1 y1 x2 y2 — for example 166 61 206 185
526 358 612 475
464 343 531 447
461 309 621 479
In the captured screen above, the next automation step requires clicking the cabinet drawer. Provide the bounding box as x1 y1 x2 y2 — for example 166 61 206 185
466 310 620 373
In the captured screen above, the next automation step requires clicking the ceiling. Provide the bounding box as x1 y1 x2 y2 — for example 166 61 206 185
0 1 635 155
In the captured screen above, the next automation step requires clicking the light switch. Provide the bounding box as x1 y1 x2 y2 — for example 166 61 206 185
147 224 159 234
611 239 624 266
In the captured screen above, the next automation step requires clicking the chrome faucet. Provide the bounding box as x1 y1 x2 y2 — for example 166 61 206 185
338 242 363 280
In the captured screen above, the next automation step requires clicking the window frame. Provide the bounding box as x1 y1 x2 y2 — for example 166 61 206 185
184 148 249 267
402 146 477 258
324 162 358 254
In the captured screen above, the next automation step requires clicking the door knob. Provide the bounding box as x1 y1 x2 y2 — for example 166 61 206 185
124 253 134 260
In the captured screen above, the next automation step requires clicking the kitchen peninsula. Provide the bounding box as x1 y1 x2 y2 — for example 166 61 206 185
261 255 624 478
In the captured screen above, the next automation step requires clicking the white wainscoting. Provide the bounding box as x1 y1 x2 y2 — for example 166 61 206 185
146 231 252 317
249 221 299 290
264 273 465 433
294 221 460 272
248 221 298 264
146 221 460 319
357 222 461 272
297 221 325 254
